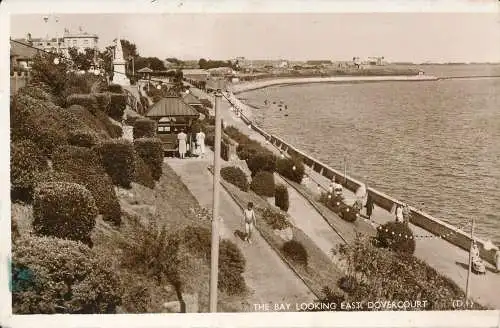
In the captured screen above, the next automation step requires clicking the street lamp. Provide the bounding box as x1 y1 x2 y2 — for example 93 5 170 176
209 89 223 312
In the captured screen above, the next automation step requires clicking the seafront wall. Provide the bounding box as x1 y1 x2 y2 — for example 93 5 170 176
225 86 498 267
230 75 439 94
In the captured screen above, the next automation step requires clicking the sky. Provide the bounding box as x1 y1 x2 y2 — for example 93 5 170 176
9 12 500 63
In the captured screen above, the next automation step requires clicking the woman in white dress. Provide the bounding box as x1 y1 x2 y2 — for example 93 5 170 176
177 130 187 159
196 129 206 158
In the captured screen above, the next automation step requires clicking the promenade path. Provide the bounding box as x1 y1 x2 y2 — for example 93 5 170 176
166 154 315 308
188 85 500 309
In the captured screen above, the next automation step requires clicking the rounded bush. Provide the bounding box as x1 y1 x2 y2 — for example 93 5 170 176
339 204 358 223
66 94 98 113
93 92 111 112
96 140 135 188
250 171 275 197
262 208 291 230
221 166 249 191
68 129 99 147
376 221 416 255
11 140 48 202
219 239 247 295
18 84 54 102
246 152 277 176
133 152 155 189
181 225 212 260
33 182 98 246
52 146 121 225
276 157 305 184
133 118 157 139
108 84 123 93
275 184 290 211
125 114 140 126
134 138 163 181
108 93 126 121
12 236 122 314
283 240 308 267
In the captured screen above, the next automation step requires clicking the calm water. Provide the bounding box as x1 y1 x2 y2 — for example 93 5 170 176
240 74 500 245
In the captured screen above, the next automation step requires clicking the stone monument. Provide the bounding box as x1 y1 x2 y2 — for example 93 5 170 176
112 37 130 86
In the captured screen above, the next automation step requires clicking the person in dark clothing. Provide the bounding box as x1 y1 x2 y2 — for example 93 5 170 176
365 192 375 220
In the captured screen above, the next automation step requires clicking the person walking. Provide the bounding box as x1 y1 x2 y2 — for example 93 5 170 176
243 202 256 244
196 129 206 158
395 204 404 223
177 129 187 159
402 203 411 224
365 192 375 220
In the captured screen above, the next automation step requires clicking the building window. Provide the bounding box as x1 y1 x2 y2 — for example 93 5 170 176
84 39 89 46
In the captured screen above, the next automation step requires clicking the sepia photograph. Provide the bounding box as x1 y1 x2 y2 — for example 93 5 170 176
2 1 500 327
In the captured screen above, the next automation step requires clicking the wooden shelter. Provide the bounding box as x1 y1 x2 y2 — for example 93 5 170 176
145 96 200 155
182 92 203 110
137 66 153 80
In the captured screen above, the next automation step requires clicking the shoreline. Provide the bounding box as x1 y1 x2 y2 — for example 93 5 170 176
229 75 439 94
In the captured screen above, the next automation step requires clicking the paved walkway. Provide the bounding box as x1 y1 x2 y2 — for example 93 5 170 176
189 85 500 309
166 154 314 308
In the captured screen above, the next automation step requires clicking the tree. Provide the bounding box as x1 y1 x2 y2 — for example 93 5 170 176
98 46 114 75
120 39 139 59
68 47 96 71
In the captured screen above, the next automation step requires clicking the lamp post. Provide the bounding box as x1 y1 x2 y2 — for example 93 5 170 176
209 89 223 312
465 218 475 302
128 55 135 79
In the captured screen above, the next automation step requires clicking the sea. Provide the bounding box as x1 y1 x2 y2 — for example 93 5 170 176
238 64 500 245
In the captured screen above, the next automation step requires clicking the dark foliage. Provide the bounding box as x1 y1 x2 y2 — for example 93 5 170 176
375 221 416 255
276 157 305 184
261 208 291 230
108 84 124 93
68 129 99 148
283 240 308 267
94 92 111 112
66 94 98 113
108 93 126 121
246 152 277 176
250 171 275 197
218 239 247 295
96 140 135 188
133 118 157 139
33 182 97 246
133 152 155 189
274 184 290 212
134 138 163 181
221 166 249 191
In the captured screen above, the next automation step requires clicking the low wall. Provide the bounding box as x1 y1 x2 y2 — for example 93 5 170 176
228 97 498 266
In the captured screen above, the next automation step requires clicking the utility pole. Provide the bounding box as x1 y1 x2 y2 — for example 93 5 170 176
209 89 223 312
344 155 347 185
465 218 475 302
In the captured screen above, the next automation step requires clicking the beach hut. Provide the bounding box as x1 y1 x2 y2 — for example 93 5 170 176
145 95 200 155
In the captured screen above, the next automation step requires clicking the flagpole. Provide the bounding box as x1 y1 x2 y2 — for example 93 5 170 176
209 89 222 312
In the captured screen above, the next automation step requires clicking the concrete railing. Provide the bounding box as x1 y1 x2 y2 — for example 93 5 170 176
225 91 498 267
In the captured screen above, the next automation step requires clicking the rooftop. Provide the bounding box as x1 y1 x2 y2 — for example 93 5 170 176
10 40 42 59
146 96 200 118
182 92 202 105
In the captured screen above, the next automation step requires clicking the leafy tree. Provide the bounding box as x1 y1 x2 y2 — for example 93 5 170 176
68 47 96 71
120 39 139 59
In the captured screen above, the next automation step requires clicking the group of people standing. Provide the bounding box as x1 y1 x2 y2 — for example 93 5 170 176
176 129 206 159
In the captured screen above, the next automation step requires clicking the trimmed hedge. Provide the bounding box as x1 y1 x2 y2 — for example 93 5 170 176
276 157 305 184
94 110 123 138
375 221 416 255
283 240 308 267
18 83 54 103
219 239 247 295
68 129 99 148
274 184 290 212
96 140 135 188
94 92 111 112
134 138 163 181
261 208 291 230
11 140 48 203
66 94 98 113
133 118 157 139
12 236 122 314
33 182 98 246
250 171 275 197
68 105 109 138
52 145 122 225
108 83 123 93
133 152 155 189
339 204 359 223
108 93 126 121
221 166 249 191
246 152 277 176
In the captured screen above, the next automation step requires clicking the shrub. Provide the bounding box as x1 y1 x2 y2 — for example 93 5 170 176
134 138 163 181
96 140 135 188
283 240 308 267
205 133 215 147
275 184 290 211
133 118 157 139
94 92 111 112
52 145 122 225
32 182 98 246
68 105 109 138
12 236 122 314
276 157 305 184
108 83 123 93
125 114 140 126
246 152 277 176
375 221 416 255
11 140 48 202
181 225 212 260
133 152 155 189
68 129 99 147
18 83 54 102
221 166 249 191
319 192 345 213
250 171 275 197
218 239 247 295
339 204 359 223
108 93 126 120
221 140 230 161
66 94 98 113
261 208 291 230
